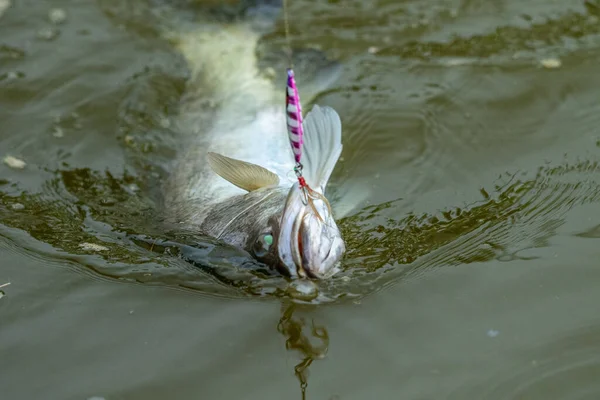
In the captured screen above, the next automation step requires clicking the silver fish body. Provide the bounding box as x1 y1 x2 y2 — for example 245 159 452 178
158 1 346 278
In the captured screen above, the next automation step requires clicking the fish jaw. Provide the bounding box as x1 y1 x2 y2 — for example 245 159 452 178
299 204 345 279
277 183 304 278
277 182 345 279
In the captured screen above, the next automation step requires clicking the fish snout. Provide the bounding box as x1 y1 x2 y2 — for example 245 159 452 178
278 182 345 280
299 210 345 279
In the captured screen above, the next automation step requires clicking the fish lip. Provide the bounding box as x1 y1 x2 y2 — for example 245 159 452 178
284 223 340 280
277 182 342 280
277 182 304 278
302 264 327 280
278 206 312 279
296 216 340 280
301 244 330 279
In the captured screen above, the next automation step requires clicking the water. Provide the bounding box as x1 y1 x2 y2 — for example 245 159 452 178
3 0 600 398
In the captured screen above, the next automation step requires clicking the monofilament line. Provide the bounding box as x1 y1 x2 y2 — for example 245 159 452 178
283 0 293 67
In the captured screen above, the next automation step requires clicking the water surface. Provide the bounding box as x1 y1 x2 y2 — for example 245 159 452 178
2 0 600 398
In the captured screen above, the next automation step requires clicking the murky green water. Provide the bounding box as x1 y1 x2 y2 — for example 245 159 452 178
3 0 600 398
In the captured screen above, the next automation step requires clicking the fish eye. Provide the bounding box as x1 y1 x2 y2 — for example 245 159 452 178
263 234 273 246
253 233 274 258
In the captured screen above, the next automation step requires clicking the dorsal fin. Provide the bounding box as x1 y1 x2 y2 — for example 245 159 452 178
207 152 280 192
300 105 343 194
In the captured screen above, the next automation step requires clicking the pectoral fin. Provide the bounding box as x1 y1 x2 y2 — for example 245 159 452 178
207 152 280 192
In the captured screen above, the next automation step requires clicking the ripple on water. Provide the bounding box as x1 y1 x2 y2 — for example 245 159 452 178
4 0 600 306
4 154 600 305
448 324 600 400
377 7 600 61
341 158 600 286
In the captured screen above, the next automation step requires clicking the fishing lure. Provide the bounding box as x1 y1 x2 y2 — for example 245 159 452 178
285 68 313 189
285 68 307 185
282 0 305 182
286 68 303 164
282 0 330 222
285 68 330 221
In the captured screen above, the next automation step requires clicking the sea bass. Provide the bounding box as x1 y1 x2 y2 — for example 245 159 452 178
159 0 346 279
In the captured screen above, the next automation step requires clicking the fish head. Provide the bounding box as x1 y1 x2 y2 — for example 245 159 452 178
199 174 345 280
241 193 287 270
198 184 286 271
273 104 347 279
277 182 345 279
216 182 345 280
204 102 346 280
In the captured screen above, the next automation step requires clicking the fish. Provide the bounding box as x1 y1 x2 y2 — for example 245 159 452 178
156 0 347 279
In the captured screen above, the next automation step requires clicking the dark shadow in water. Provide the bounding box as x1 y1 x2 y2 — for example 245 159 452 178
276 302 329 400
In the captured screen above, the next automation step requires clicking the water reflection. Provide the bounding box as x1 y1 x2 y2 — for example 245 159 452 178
277 301 329 400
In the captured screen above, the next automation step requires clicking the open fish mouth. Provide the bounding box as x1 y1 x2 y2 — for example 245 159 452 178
298 205 345 279
278 182 345 279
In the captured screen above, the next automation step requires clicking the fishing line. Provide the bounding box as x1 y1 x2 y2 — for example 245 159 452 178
282 0 308 199
282 0 330 223
283 0 293 67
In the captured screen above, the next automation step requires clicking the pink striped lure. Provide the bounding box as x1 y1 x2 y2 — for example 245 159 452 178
285 67 320 214
285 68 304 165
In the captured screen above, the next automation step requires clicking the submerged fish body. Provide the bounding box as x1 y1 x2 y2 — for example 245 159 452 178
160 0 346 278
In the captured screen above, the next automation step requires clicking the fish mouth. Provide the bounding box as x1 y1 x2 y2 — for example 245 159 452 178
296 216 343 280
277 182 344 279
295 223 317 279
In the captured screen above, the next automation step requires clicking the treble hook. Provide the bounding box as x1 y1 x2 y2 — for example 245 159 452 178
294 162 309 206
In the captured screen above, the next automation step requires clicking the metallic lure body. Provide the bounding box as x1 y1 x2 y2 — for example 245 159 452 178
286 68 304 164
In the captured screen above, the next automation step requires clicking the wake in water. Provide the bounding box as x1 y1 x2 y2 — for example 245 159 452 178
4 1 600 303
3 155 600 303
